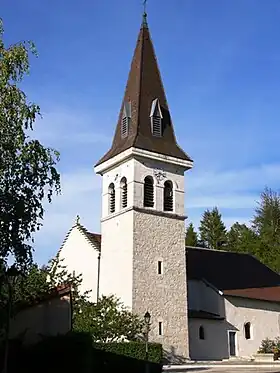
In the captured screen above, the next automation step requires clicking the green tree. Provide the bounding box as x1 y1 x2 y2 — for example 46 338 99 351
252 187 280 271
227 222 260 255
0 19 60 267
199 207 227 250
1 255 144 343
74 295 144 342
185 223 198 247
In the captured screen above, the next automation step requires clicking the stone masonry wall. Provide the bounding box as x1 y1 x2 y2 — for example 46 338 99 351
132 210 189 360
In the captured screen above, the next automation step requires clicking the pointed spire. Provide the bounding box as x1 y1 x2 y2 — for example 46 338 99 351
95 11 192 167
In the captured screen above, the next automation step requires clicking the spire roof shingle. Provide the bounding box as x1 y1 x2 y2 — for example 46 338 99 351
96 16 192 166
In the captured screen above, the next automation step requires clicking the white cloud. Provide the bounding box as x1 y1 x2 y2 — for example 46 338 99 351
31 109 111 147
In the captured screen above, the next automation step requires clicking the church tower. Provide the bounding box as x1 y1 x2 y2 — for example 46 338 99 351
94 12 193 359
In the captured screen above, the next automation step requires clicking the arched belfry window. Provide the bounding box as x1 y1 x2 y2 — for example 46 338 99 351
244 322 251 340
143 176 154 208
121 101 131 138
164 181 173 212
120 177 128 209
150 98 163 137
108 183 115 213
199 326 205 340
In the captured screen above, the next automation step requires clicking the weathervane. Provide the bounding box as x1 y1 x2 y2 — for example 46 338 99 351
143 0 147 14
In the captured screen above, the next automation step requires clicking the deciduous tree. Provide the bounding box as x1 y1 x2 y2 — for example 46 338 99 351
73 295 144 342
0 19 60 267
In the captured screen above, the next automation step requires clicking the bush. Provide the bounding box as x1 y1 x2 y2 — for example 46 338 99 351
258 337 280 360
258 338 276 353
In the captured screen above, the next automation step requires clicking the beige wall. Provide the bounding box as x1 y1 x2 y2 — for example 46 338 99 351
9 294 72 344
225 296 280 358
188 288 280 360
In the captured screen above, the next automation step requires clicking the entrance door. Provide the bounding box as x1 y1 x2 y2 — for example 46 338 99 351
229 331 236 356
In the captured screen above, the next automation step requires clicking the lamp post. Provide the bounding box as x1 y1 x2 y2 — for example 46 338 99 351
2 265 19 373
144 311 151 373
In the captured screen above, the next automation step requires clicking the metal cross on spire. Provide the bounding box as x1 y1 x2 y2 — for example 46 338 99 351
143 0 147 13
142 0 148 27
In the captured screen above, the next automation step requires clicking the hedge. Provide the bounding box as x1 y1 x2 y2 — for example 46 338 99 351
93 341 162 363
0 333 163 373
92 341 162 373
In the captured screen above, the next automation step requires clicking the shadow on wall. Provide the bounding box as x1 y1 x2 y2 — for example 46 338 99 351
188 296 240 361
8 286 72 345
163 346 186 364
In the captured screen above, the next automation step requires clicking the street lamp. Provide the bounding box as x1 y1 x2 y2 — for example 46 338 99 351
144 311 151 326
2 265 20 373
144 311 151 373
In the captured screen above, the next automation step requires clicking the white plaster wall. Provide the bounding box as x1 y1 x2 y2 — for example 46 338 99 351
100 210 134 308
225 296 280 358
188 280 225 317
189 318 230 360
59 227 99 302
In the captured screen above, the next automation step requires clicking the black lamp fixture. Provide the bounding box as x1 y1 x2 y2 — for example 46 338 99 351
144 311 151 325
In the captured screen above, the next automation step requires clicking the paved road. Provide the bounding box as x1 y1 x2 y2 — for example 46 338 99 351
170 369 280 373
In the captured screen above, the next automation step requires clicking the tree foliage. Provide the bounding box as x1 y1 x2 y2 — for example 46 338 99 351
74 295 144 342
185 223 198 247
0 19 60 267
252 187 280 271
226 222 260 255
199 207 227 250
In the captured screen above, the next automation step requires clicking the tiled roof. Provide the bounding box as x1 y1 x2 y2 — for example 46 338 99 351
224 286 280 302
16 284 72 311
186 246 280 291
95 15 192 166
77 225 101 251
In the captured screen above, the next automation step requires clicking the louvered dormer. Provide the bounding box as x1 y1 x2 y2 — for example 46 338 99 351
121 101 131 138
150 98 163 137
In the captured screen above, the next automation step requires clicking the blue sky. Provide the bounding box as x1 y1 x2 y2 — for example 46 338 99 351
2 0 280 265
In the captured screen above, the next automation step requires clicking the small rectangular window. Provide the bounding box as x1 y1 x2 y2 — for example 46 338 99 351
158 261 162 275
158 322 163 336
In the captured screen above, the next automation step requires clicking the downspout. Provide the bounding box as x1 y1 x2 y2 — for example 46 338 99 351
96 251 101 303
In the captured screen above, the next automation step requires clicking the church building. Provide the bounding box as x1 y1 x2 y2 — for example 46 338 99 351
57 12 280 362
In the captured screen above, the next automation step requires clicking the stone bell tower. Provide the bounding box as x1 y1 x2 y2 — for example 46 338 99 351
94 12 193 359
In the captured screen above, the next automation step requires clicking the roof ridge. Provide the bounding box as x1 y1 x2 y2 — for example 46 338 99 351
76 223 101 251
186 246 254 256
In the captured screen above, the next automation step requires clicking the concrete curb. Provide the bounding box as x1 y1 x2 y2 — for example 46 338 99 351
163 363 280 370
